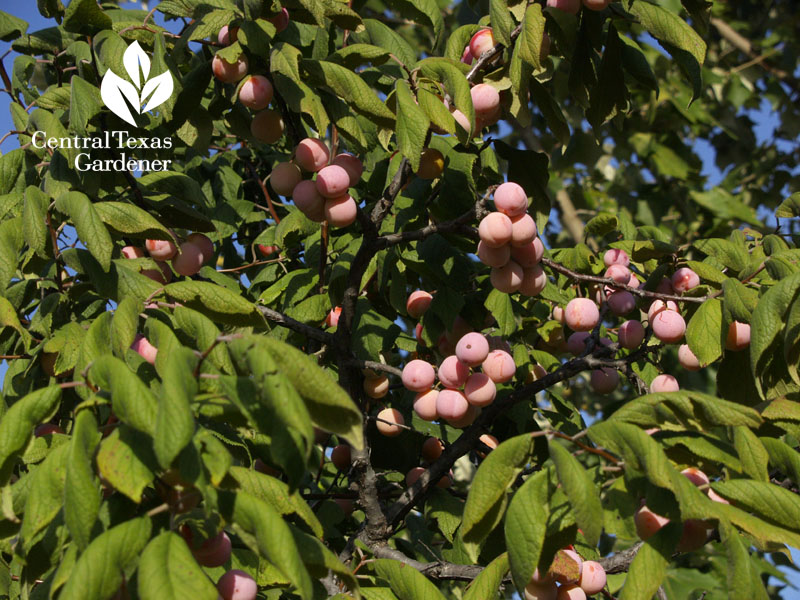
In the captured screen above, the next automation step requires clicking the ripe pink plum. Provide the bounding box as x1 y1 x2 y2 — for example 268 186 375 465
438 355 470 389
456 332 490 366
402 359 436 392
363 375 389 399
130 334 157 365
477 240 511 267
332 153 363 186
494 182 528 217
422 437 444 462
512 238 544 267
582 0 611 9
681 467 709 487
324 195 357 227
406 290 433 318
250 109 283 143
376 408 404 437
553 306 565 323
608 291 636 316
671 267 700 292
331 444 351 471
187 233 214 264
677 519 709 552
520 265 547 297
725 321 751 351
652 310 686 343
628 272 641 288
510 214 537 246
470 83 500 120
469 28 496 57
316 165 351 198
35 424 63 436
564 298 600 332
295 138 330 172
270 162 302 196
121 245 144 259
603 248 630 267
450 108 471 134
212 54 248 84
464 372 497 407
567 332 591 356
650 374 679 392
405 466 425 487
655 277 674 295
267 8 289 32
647 299 679 321
708 488 730 504
678 344 702 370
590 368 619 394
292 180 326 222
448 403 479 428
414 322 424 342
477 433 499 458
524 581 558 600
141 260 172 284
326 306 341 328
605 264 631 284
217 25 239 46
335 498 354 516
258 244 279 257
217 569 257 600
146 238 177 260
482 349 516 383
413 389 439 420
461 46 473 64
618 320 645 349
436 389 469 421
172 241 205 276
634 504 670 540
491 260 524 293
191 531 232 568
556 585 586 600
239 75 273 110
579 561 606 595
478 212 513 247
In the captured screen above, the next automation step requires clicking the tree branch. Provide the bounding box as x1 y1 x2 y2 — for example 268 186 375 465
257 306 334 344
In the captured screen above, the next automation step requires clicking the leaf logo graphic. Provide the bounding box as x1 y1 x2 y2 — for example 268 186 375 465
100 41 174 127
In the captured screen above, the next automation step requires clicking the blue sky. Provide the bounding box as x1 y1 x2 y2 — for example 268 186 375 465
0 2 797 597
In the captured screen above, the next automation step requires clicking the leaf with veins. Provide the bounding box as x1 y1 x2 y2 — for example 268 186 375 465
123 41 150 89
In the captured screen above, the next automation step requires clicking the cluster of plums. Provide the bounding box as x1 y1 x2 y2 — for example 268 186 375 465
477 182 546 295
524 549 607 600
122 232 214 281
269 138 364 227
213 17 289 145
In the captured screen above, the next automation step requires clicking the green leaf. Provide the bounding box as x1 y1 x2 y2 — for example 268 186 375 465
619 34 659 93
505 469 550 593
36 84 71 110
68 75 102 136
619 522 683 600
0 149 24 195
694 238 747 272
0 295 31 351
761 437 800 486
712 479 800 533
549 440 602 545
138 531 219 600
0 217 23 293
270 42 330 135
355 19 417 68
518 3 546 71
732 426 769 481
291 527 361 593
96 426 157 503
529 78 569 146
386 0 444 46
417 57 475 137
686 297 723 367
586 24 629 128
62 0 112 35
327 43 390 69
722 278 757 323
490 0 514 48
139 171 208 208
0 386 61 483
461 433 537 560
94 202 175 240
776 192 800 218
59 517 152 600
719 521 770 600
154 347 197 469
18 443 68 552
395 80 429 173
111 296 141 359
23 186 48 258
484 289 515 336
64 410 101 549
164 281 264 327
89 356 158 435
463 552 509 600
0 10 27 41
55 191 113 271
372 559 447 600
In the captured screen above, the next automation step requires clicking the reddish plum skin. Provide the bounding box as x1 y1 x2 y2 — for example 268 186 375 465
510 214 537 247
564 298 600 332
477 433 498 458
376 408 404 437
482 350 516 383
186 233 214 264
605 264 631 284
324 195 358 227
191 531 232 568
295 138 330 173
652 310 686 344
292 180 326 222
217 570 257 600
635 505 670 540
519 265 547 298
681 467 709 487
582 0 612 10
511 238 544 267
172 241 205 277
579 561 607 595
402 360 436 392
608 291 636 316
678 344 702 370
122 245 144 259
494 182 528 217
422 437 444 462
239 75 274 110
146 238 177 261
413 389 439 421
725 321 751 351
270 162 302 197
618 320 645 349
671 267 700 293
250 109 283 143
315 165 351 198
590 368 619 394
477 241 511 267
567 332 591 356
267 8 289 32
524 580 558 600
603 248 630 267
464 372 497 407
469 29 496 58
478 212 514 248
212 54 248 84
470 83 501 119
651 374 680 392
647 299 679 322
438 355 470 389
491 260 524 293
436 389 470 421
217 25 238 46
330 445 351 471
455 332 490 367
131 334 157 365
331 153 363 186
556 585 586 600
363 375 389 399
326 306 341 328
406 290 433 318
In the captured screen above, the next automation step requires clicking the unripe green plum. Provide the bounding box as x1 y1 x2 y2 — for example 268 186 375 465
556 585 586 600
217 569 257 600
438 355 470 388
146 238 177 260
603 248 629 267
406 290 433 318
491 260 524 293
511 237 544 267
239 75 273 110
131 334 158 364
510 214 537 247
250 109 283 143
678 344 701 370
316 165 351 198
579 560 606 595
295 138 330 173
725 321 750 351
520 265 547 297
212 54 248 84
330 444 351 471
634 504 669 540
324 195 357 227
590 368 618 394
270 162 302 197
267 8 289 32
477 240 511 267
470 83 500 119
493 181 528 217
186 233 214 264
618 320 645 349
607 290 636 316
376 408 404 436
464 372 497 407
331 153 363 186
455 332 489 367
436 389 469 421
421 437 444 462
565 298 600 332
671 267 700 293
413 389 439 420
482 349 516 383
292 180 326 222
650 374 679 392
524 581 558 600
172 241 205 277
402 359 436 392
363 375 389 399
652 310 686 343
469 28 496 58
416 148 445 179
605 264 631 284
